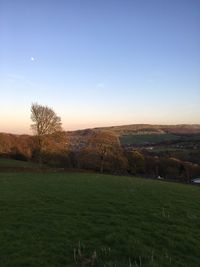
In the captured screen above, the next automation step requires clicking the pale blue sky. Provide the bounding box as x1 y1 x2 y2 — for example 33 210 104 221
0 0 200 133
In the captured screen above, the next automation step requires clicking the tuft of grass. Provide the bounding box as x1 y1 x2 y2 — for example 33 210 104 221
0 172 199 266
72 241 173 266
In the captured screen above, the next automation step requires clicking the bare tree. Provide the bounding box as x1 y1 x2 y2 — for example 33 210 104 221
88 131 121 173
30 103 63 163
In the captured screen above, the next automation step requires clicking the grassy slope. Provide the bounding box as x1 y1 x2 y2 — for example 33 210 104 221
0 158 40 169
120 134 180 145
0 172 199 267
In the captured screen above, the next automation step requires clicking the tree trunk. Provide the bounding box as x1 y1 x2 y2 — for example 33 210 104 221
100 158 104 173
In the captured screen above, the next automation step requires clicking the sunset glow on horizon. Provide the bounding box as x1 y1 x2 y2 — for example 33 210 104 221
0 0 200 134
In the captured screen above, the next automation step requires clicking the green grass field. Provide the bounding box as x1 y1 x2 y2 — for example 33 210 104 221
0 172 199 266
120 134 180 145
0 158 41 169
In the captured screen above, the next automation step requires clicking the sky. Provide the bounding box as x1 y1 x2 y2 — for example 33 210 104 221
0 0 200 134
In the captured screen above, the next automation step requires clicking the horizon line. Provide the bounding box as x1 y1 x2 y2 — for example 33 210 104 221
1 122 200 136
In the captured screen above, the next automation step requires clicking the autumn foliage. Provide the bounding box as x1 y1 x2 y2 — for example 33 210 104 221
1 129 200 182
78 131 128 173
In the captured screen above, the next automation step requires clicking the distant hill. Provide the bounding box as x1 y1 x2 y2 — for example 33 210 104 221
94 124 200 136
1 124 200 156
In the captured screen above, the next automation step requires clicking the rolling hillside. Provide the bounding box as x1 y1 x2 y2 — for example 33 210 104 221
95 124 200 136
1 124 200 161
0 172 199 267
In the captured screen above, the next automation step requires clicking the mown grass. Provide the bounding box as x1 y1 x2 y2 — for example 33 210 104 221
0 172 199 266
120 134 180 145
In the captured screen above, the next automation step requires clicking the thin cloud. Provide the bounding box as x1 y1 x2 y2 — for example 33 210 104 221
96 82 105 88
6 73 34 87
7 73 25 80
